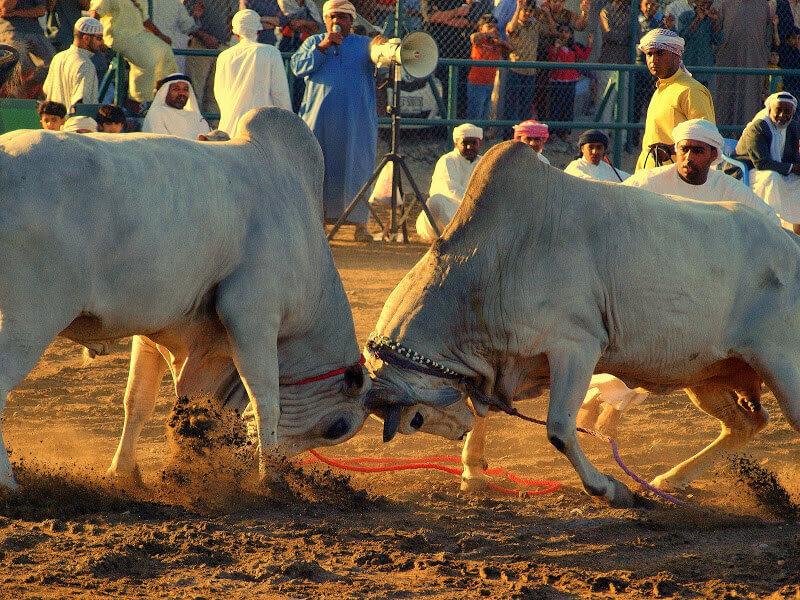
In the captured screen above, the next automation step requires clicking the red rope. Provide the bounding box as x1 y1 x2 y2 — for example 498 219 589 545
304 449 562 496
284 355 365 386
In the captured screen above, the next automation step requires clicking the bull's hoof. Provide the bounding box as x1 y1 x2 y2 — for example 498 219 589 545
607 477 636 508
650 473 685 492
460 476 489 493
106 465 145 489
0 474 19 491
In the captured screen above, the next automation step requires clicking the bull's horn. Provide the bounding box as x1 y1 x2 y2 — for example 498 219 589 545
383 405 402 443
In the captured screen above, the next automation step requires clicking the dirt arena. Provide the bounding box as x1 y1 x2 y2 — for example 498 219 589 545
1 236 799 600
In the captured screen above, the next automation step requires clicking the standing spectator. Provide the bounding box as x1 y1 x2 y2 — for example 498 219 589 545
504 0 550 123
635 28 715 170
183 0 238 114
416 124 483 242
37 98 66 129
95 102 126 131
151 0 202 72
214 9 291 136
0 0 56 96
141 73 211 138
240 0 286 46
547 21 591 147
467 14 511 120
533 0 589 120
290 0 387 242
89 0 178 106
43 16 104 109
424 0 489 118
632 0 670 141
598 0 631 129
777 26 800 99
664 0 692 24
715 0 772 127
677 0 722 89
46 0 89 52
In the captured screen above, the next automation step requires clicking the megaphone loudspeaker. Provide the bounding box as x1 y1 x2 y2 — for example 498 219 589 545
370 32 439 80
398 31 439 79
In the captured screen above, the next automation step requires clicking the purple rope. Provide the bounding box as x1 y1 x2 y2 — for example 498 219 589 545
504 406 693 508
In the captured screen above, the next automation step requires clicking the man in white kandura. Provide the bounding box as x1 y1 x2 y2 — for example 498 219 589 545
43 17 104 110
732 92 800 233
214 9 292 136
416 123 483 242
626 118 779 224
564 129 630 182
141 72 211 138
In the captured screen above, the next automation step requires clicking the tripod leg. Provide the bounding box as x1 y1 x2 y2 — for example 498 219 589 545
327 156 390 241
396 157 441 237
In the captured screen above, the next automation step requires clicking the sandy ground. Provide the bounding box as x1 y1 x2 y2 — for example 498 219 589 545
0 233 798 600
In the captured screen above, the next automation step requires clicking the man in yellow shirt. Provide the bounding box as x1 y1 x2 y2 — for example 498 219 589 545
635 28 715 171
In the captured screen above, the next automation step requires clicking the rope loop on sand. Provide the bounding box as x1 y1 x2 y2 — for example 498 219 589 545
303 450 562 496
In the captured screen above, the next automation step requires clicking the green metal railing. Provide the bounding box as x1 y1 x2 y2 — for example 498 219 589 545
99 47 800 166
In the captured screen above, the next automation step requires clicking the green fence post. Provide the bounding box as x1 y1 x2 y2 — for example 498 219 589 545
613 67 624 165
447 64 457 137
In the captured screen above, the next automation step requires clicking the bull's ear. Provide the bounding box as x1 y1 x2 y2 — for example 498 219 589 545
343 364 368 397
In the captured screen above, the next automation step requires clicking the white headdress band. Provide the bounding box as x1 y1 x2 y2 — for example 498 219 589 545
453 123 483 142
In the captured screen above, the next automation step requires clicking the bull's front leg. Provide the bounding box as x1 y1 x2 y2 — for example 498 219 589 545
460 412 489 492
546 348 636 508
108 335 168 485
216 289 282 486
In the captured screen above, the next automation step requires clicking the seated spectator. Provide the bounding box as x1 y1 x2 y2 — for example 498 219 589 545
626 118 779 223
733 92 800 233
0 0 56 97
777 26 800 100
547 22 591 148
416 124 483 242
467 14 511 121
95 103 126 132
513 119 550 163
89 0 178 106
37 99 67 130
214 9 291 136
564 129 630 182
677 0 721 90
62 114 97 132
141 73 211 138
43 16 104 110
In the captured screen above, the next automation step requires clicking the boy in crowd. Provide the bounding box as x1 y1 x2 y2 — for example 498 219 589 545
95 103 127 132
37 99 67 130
467 14 511 121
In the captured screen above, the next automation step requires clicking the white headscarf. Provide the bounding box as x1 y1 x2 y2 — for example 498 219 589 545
452 123 483 142
672 118 723 164
232 9 262 41
322 0 356 18
758 92 797 161
637 28 690 76
62 115 97 132
141 74 210 139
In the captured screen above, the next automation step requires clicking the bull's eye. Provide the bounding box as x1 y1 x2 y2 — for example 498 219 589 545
410 412 424 430
323 417 350 440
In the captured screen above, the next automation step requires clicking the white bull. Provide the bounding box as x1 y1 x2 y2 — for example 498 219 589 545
366 141 800 508
0 107 368 489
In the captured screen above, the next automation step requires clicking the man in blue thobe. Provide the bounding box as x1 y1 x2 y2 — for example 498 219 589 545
291 0 385 242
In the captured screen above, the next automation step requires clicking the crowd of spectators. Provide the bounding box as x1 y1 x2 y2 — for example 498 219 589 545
4 0 800 245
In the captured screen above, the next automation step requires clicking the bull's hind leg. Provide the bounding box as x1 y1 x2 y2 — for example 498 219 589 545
108 336 168 485
460 413 489 492
546 348 637 507
651 382 768 491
